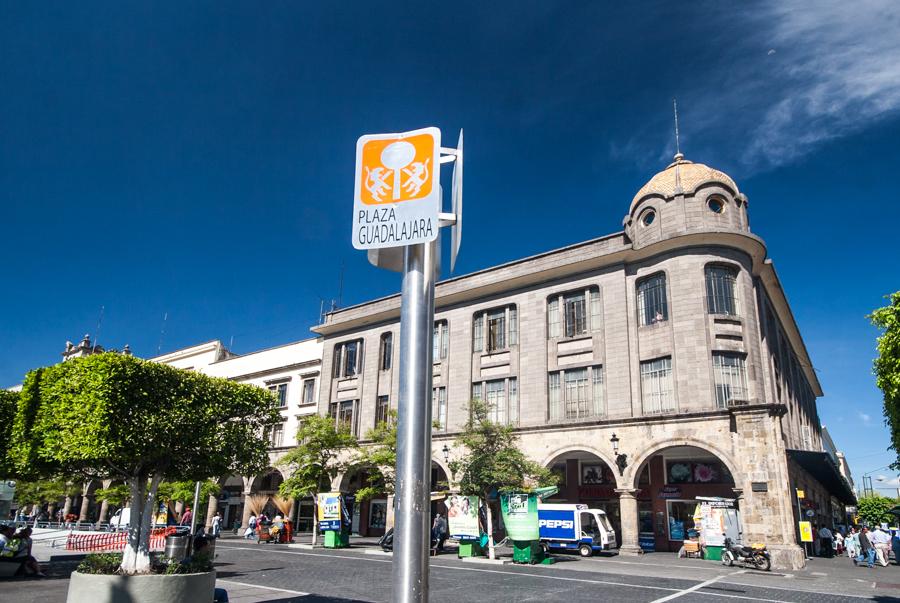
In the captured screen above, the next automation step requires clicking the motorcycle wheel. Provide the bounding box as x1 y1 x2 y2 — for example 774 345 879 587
753 554 771 571
721 551 735 567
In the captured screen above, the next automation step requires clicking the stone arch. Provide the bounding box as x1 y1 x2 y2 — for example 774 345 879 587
540 444 622 487
250 467 286 494
626 437 739 490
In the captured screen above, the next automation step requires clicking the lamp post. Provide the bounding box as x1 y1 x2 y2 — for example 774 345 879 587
441 444 454 481
610 433 628 477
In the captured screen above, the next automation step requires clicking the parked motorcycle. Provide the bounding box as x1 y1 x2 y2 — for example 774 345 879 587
378 528 439 553
721 537 771 571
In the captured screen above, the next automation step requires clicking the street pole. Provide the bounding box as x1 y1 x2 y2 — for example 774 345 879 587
393 241 436 603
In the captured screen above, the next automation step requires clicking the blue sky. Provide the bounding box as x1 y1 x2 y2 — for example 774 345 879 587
2 2 899 489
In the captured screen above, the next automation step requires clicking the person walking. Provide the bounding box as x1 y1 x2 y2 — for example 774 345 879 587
180 507 193 529
846 527 860 559
855 527 876 568
211 512 222 538
818 525 833 558
892 529 900 566
432 513 448 552
244 513 257 539
871 527 891 566
834 530 845 556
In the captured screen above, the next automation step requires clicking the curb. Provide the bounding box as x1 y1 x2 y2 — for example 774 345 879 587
461 556 512 565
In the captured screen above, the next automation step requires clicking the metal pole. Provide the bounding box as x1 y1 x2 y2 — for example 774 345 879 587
393 242 435 603
190 481 201 535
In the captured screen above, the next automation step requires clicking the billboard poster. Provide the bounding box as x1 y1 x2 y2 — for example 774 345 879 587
500 492 539 541
447 495 479 539
317 492 342 531
799 521 813 542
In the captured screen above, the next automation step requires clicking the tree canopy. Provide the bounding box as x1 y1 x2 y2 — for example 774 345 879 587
354 411 396 502
0 390 19 478
277 415 357 500
857 495 898 527
8 352 280 573
871 291 900 469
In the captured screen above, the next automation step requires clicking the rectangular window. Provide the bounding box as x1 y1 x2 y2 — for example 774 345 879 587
434 321 449 360
432 387 447 431
471 378 517 425
640 357 674 413
269 383 288 408
712 352 748 408
509 307 518 346
706 266 739 316
487 309 506 351
548 287 601 339
564 292 587 337
548 299 560 338
637 274 668 326
270 422 284 447
375 395 390 426
333 341 362 378
379 333 393 371
301 379 316 405
548 366 604 421
473 314 483 353
337 400 356 434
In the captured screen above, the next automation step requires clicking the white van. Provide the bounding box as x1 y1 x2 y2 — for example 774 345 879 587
109 508 131 529
538 503 617 557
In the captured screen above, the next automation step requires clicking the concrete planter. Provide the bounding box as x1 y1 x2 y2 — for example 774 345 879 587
66 570 216 603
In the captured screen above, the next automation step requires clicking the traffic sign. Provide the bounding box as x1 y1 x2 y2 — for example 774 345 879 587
450 129 463 273
353 127 441 250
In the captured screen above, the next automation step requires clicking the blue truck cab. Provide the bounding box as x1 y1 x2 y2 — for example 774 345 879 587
538 503 617 557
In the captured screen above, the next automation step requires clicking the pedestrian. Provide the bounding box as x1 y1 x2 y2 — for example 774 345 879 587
846 527 859 559
892 529 900 566
871 526 891 566
244 513 257 539
211 512 222 538
855 527 876 568
432 513 448 552
180 507 193 528
818 525 833 558
834 530 844 555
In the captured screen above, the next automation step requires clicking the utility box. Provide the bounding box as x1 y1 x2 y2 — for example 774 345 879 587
511 540 545 564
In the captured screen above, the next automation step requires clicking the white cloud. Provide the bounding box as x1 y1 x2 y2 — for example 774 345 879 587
858 411 872 425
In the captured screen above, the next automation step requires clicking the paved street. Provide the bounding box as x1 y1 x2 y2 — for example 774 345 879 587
10 537 900 602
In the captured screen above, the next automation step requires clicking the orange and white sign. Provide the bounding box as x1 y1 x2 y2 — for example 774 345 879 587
353 127 441 250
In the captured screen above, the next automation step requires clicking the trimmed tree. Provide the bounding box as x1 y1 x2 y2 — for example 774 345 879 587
277 415 358 545
871 291 900 469
449 399 556 559
0 390 18 478
9 353 279 574
354 410 397 503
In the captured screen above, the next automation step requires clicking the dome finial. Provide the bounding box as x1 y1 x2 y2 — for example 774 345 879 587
672 97 684 162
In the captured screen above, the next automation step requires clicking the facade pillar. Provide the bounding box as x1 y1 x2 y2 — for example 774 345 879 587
205 494 219 531
78 495 92 523
98 499 110 524
615 488 642 555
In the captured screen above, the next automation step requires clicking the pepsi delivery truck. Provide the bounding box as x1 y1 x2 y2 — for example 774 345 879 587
538 503 617 557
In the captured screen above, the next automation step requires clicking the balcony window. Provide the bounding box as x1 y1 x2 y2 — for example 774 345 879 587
640 357 674 413
548 365 604 421
706 266 739 316
328 400 358 435
472 377 518 425
333 340 362 379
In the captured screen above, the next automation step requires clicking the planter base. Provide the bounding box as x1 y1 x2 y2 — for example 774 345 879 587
66 570 216 603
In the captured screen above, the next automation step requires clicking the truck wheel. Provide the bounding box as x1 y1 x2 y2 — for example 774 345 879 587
579 544 593 557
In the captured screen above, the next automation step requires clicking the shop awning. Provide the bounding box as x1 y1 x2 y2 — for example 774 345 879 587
787 449 857 505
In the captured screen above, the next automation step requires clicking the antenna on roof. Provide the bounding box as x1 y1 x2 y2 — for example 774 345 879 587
673 97 682 159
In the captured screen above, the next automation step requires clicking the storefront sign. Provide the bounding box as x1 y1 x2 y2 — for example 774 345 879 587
317 492 342 531
799 521 813 542
500 493 540 541
658 486 682 499
796 489 805 499
447 495 479 539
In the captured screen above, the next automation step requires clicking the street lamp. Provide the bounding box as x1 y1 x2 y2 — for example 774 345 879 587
610 433 627 476
441 444 450 464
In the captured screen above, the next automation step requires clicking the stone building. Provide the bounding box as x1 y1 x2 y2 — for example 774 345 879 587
312 153 855 569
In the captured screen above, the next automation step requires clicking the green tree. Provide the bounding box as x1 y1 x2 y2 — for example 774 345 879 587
354 411 397 503
277 415 358 545
449 399 556 559
0 390 18 478
157 479 221 521
95 483 131 507
9 353 279 574
857 495 898 527
871 292 900 469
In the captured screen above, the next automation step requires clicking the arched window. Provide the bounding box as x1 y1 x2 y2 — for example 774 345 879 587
636 273 668 326
705 266 739 316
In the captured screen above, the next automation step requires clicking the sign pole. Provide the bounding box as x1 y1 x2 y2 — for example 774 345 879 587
394 241 436 603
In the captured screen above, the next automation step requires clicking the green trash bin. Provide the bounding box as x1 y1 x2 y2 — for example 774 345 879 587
704 545 723 561
323 530 349 548
511 540 545 564
457 540 483 558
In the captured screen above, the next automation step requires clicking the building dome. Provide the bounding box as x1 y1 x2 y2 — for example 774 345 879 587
629 154 739 214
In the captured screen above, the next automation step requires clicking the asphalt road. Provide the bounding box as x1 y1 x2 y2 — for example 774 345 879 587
212 543 900 602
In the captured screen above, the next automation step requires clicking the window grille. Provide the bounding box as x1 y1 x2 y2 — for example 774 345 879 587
548 299 560 338
548 366 604 421
590 290 602 332
706 266 739 316
712 352 748 408
473 306 517 353
379 333 393 371
337 400 356 434
488 309 506 351
509 307 518 346
547 287 601 339
375 395 390 426
471 378 517 425
640 357 674 413
637 274 668 326
432 387 447 430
